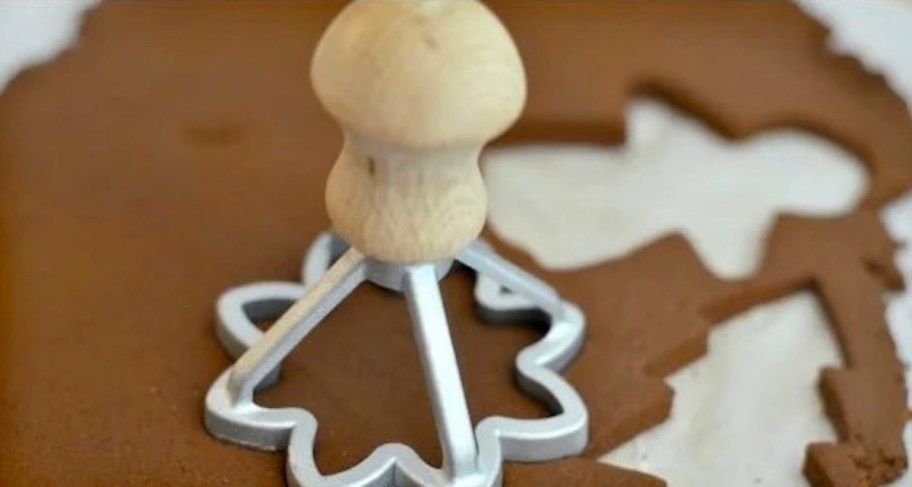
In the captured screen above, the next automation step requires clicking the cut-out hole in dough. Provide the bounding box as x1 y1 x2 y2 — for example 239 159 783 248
483 98 868 280
792 4 912 484
601 291 843 487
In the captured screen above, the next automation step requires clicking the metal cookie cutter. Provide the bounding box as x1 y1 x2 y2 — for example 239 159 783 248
206 232 588 487
206 1 589 484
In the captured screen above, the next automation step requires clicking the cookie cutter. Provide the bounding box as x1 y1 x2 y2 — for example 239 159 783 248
205 232 588 486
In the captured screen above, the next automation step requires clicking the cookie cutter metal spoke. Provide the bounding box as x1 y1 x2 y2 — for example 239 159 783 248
206 232 588 487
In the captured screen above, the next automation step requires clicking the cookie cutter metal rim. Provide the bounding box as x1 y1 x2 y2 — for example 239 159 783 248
206 233 588 486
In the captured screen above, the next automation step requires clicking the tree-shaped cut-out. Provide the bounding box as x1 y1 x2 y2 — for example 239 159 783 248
603 292 842 486
484 98 867 280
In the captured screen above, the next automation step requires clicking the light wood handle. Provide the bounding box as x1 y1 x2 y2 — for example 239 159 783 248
312 0 527 263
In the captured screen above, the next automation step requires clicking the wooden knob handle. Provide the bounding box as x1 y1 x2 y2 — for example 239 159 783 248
312 0 526 263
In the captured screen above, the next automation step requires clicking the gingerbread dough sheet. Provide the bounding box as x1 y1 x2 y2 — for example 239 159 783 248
0 2 909 486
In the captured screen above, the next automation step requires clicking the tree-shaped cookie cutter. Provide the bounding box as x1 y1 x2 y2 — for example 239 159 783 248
207 233 588 486
205 1 589 485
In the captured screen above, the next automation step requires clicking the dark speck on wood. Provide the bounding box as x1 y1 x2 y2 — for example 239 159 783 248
422 33 438 51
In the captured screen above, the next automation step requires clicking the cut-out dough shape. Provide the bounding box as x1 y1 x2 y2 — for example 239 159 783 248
602 291 843 487
484 98 868 280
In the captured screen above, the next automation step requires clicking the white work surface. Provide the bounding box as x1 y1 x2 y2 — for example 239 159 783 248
1 1 910 486
484 1 912 485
